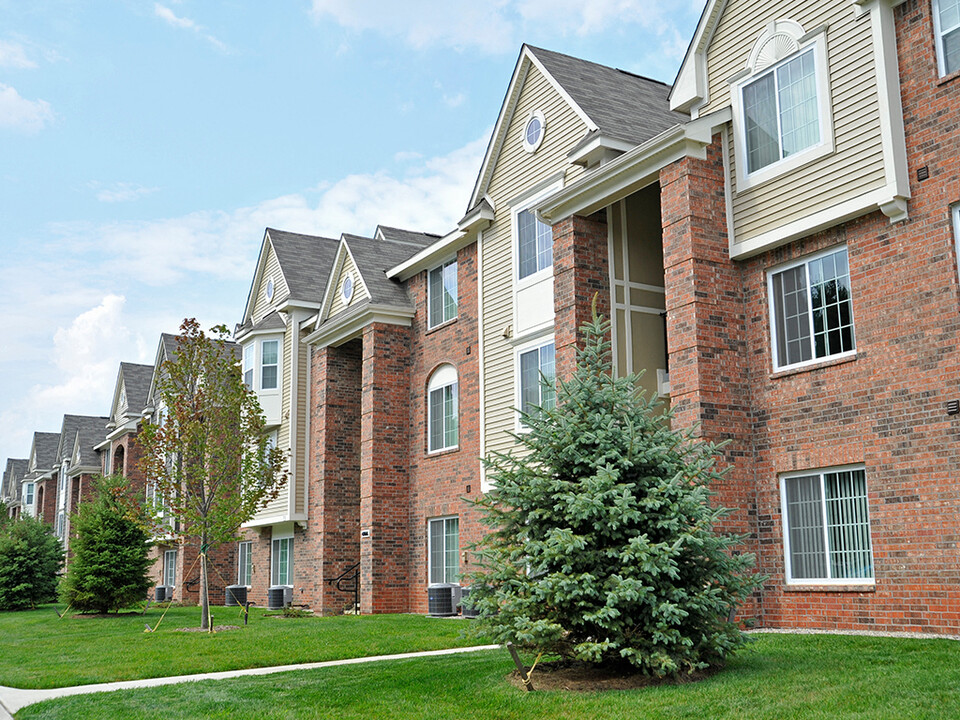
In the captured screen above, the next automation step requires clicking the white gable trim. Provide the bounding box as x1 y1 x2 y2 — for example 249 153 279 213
468 46 598 210
241 231 291 324
315 239 371 329
670 0 727 115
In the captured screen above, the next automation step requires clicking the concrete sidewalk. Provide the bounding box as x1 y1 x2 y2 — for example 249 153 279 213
0 644 500 717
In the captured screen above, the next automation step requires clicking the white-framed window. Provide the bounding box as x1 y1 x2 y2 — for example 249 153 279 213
271 536 293 586
427 365 458 453
428 516 459 585
768 246 855 371
517 338 556 428
731 23 833 189
55 511 65 539
238 541 252 586
427 260 458 328
260 339 279 391
522 110 546 153
952 204 960 286
934 0 960 77
24 482 35 508
517 208 553 281
781 466 873 584
242 344 254 390
164 549 177 587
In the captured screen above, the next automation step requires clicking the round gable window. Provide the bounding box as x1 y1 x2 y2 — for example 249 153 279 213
342 275 354 303
522 110 546 153
265 277 275 301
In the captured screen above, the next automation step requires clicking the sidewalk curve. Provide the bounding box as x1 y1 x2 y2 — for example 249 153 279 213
0 644 500 715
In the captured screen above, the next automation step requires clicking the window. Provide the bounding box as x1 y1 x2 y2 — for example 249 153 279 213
517 209 553 280
265 277 275 301
24 482 34 507
427 365 458 453
769 247 855 370
428 260 458 328
242 344 254 390
271 536 292 586
518 340 556 424
781 467 873 583
742 48 820 174
261 340 279 391
522 110 546 153
428 517 459 585
953 205 960 286
164 549 177 587
238 541 252 586
935 0 960 76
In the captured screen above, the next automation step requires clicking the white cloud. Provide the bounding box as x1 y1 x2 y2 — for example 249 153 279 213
442 92 466 108
92 182 159 203
0 40 36 69
154 4 228 52
0 84 53 133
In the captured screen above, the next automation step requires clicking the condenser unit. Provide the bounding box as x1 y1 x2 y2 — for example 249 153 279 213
427 584 461 617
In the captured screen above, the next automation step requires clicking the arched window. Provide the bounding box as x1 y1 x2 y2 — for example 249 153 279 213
113 445 125 476
427 365 458 453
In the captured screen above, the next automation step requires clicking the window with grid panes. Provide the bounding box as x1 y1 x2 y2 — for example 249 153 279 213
518 341 555 425
272 537 292 586
935 0 960 76
427 365 458 453
428 260 457 328
238 541 252 586
517 209 553 280
428 517 459 585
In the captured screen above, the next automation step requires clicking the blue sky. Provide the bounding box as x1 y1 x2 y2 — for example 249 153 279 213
0 0 703 469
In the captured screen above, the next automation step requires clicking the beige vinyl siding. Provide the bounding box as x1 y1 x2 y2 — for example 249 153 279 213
328 252 367 318
702 0 886 245
252 241 289 323
482 62 589 460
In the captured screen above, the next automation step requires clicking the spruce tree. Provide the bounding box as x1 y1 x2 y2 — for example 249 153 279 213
60 475 153 613
0 515 63 610
467 312 761 677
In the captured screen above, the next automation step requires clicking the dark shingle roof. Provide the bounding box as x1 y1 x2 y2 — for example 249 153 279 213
266 229 341 306
120 363 154 416
376 226 441 249
3 458 28 500
73 416 109 468
31 432 60 473
57 415 83 463
343 234 419 308
527 45 688 147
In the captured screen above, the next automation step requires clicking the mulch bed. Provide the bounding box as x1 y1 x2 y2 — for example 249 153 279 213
508 660 716 692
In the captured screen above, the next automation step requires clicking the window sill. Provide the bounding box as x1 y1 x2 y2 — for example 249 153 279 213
426 446 460 458
937 69 960 87
783 583 875 593
769 352 857 380
425 317 458 335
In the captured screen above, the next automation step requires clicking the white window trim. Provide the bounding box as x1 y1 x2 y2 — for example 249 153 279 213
164 549 177 588
260 338 281 393
238 540 253 587
780 464 874 586
242 343 254 390
427 258 458 329
511 179 562 341
427 516 460 586
933 0 960 77
427 365 459 454
953 204 960 287
271 530 293 587
730 25 834 192
521 109 546 153
24 482 35 510
514 335 556 433
766 245 856 372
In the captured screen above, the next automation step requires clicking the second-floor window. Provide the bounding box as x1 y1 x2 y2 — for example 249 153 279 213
935 0 960 76
768 247 855 371
428 260 458 328
261 340 279 391
24 482 35 507
427 365 458 453
517 209 553 280
243 344 254 390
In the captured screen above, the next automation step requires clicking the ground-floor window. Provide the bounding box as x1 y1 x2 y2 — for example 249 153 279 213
428 516 459 585
164 549 177 587
781 466 873 583
271 537 293 586
238 541 252 586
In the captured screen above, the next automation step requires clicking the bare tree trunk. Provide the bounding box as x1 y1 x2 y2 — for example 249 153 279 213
200 536 210 631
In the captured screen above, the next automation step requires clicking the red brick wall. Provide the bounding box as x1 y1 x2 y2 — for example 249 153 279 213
553 211 611 381
37 477 56 526
109 431 146 491
404 242 483 613
359 322 413 613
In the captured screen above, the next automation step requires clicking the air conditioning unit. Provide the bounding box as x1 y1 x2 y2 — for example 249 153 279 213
225 585 248 607
427 583 461 617
267 585 291 610
459 586 479 618
155 585 172 602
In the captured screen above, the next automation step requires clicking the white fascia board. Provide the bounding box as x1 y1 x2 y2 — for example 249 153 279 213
670 0 727 114
315 240 350 329
103 419 139 444
242 512 307 530
93 437 112 451
302 304 414 349
538 108 732 224
277 299 322 313
241 230 273 324
387 228 472 282
567 134 635 167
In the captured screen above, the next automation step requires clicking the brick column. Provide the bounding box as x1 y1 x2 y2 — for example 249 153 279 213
553 211 610 381
307 340 362 614
359 323 412 613
659 137 757 549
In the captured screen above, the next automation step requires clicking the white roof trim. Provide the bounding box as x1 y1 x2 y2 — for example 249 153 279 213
386 228 472 282
303 304 415 349
315 238 371 329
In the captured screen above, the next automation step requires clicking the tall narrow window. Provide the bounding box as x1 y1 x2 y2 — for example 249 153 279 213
742 48 821 174
518 341 556 423
242 344 254 390
427 365 458 453
935 0 960 76
238 541 252 586
261 340 279 391
517 209 553 280
164 549 177 587
272 536 292 586
953 204 960 286
428 260 458 328
769 247 855 370
782 467 873 582
428 516 459 585
24 482 34 507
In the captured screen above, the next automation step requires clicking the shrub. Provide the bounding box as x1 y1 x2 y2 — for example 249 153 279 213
467 312 762 677
0 515 64 610
59 475 153 613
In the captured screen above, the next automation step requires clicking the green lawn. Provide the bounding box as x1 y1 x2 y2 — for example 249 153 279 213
0 604 481 689
13 633 960 719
